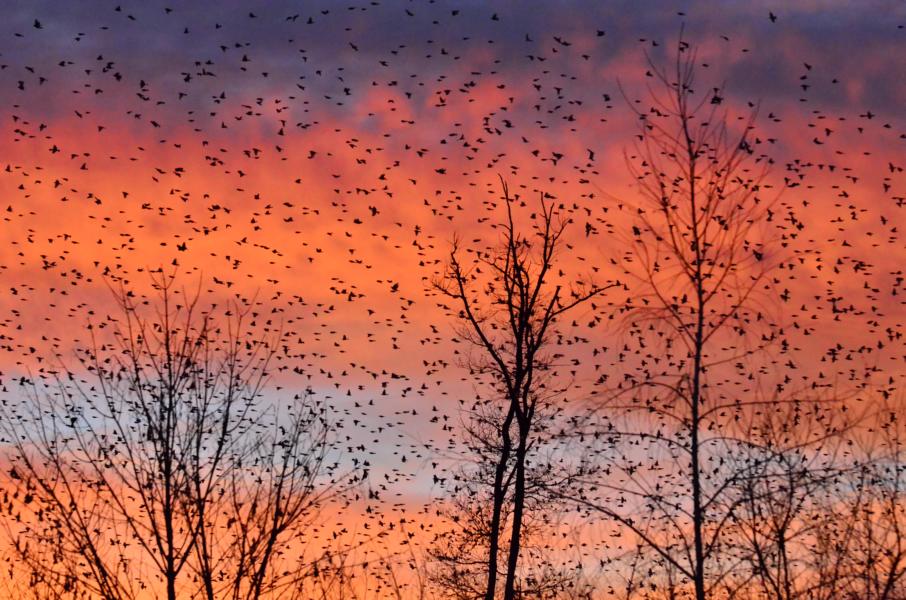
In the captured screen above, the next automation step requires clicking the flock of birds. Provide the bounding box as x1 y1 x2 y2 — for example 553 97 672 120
0 0 903 594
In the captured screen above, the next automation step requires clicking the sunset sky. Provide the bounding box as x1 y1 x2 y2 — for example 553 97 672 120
1 0 904 587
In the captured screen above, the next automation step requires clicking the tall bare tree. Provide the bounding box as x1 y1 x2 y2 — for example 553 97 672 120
1 271 352 600
565 35 812 600
431 180 614 600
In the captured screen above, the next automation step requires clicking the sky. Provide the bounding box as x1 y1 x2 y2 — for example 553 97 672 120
0 0 904 589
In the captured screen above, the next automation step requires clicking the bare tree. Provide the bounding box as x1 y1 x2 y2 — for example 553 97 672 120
709 396 853 600
711 395 902 600
566 34 805 600
620 41 772 600
559 33 896 600
431 180 614 600
802 398 906 600
1 271 352 600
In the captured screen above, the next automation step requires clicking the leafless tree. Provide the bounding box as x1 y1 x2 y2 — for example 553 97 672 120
802 398 906 600
431 180 615 600
701 394 901 600
566 33 815 600
558 33 895 600
1 271 353 600
709 395 854 600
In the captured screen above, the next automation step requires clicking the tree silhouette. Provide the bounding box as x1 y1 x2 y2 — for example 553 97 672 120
806 399 906 600
562 35 842 600
1 272 352 600
431 180 614 600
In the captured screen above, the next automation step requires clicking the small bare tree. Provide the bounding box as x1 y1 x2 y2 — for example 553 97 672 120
711 395 853 600
1 271 352 600
804 399 906 600
431 180 615 600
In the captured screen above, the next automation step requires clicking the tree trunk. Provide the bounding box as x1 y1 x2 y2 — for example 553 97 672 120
485 405 516 600
691 269 706 600
503 426 528 600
